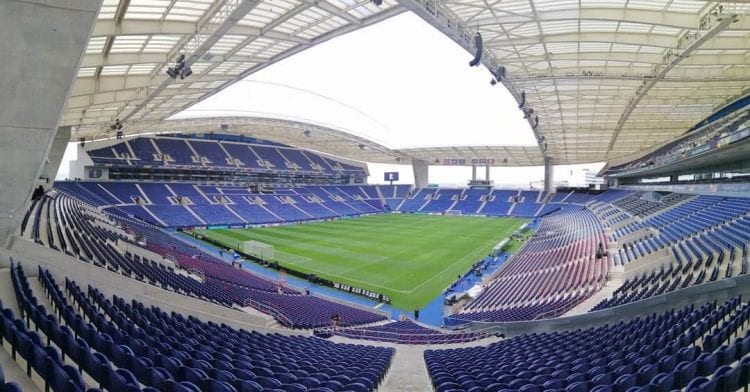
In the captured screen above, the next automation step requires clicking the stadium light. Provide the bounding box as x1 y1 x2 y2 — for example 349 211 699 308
180 66 193 79
166 53 192 80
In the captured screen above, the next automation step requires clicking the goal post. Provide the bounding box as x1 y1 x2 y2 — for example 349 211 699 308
242 240 274 260
444 210 463 216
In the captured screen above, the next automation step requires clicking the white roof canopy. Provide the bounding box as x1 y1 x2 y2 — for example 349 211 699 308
63 0 750 166
397 0 750 164
64 0 404 138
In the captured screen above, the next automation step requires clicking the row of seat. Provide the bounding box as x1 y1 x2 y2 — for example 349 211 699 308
428 296 750 392
594 194 750 310
27 192 387 329
58 182 391 228
87 136 367 179
451 209 609 322
6 262 394 392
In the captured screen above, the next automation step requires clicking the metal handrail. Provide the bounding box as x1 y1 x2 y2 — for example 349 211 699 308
330 325 494 344
242 298 294 327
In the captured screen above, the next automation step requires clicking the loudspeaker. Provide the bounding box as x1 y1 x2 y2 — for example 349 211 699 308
469 33 483 67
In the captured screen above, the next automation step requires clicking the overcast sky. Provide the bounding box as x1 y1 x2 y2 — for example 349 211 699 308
61 12 603 186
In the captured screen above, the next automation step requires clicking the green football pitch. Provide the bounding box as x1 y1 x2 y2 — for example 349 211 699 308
195 214 527 309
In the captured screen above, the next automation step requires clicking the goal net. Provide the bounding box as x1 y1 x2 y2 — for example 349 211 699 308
242 240 274 260
445 210 463 216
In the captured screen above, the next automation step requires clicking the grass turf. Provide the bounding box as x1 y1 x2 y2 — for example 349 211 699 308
195 214 527 309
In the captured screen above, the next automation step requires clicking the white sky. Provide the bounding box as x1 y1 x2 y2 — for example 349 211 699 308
60 12 603 186
175 12 538 149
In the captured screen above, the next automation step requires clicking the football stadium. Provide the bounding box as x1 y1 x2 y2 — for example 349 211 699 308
1 0 750 391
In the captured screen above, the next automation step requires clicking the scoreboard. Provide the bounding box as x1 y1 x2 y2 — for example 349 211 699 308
384 172 399 181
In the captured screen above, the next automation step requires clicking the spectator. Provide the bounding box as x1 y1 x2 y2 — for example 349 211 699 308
31 185 44 201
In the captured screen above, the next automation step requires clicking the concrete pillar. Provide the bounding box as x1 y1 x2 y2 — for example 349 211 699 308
485 165 490 182
0 0 101 248
544 157 554 192
40 126 72 183
471 165 477 181
412 159 429 188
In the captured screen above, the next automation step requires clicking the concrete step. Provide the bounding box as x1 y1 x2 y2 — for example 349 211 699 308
0 342 43 392
0 269 20 316
380 346 433 392
563 279 622 316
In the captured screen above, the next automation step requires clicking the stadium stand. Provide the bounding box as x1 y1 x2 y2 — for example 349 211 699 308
54 182 391 228
87 135 369 181
608 195 750 267
604 102 750 177
23 191 389 329
509 190 544 217
480 190 516 216
420 189 464 213
6 2 750 392
592 195 750 310
451 189 490 214
427 297 750 392
7 262 394 392
449 209 609 322
397 188 439 212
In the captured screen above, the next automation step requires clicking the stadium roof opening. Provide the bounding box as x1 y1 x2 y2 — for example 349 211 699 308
175 12 538 150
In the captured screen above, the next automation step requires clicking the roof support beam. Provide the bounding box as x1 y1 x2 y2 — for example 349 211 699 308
94 0 131 93
304 0 362 25
120 0 264 123
512 73 750 84
498 51 748 66
261 3 312 33
485 31 749 50
92 20 312 44
177 5 405 121
471 8 705 30
605 12 739 154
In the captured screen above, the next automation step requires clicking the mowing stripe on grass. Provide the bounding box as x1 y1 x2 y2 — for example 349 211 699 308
196 214 526 309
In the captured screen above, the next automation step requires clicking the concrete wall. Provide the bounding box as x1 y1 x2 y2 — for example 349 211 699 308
412 159 429 188
40 126 72 182
620 183 750 198
463 274 750 337
0 1 101 248
544 158 554 192
69 142 97 180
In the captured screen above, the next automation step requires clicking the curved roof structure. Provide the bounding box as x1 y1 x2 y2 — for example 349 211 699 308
64 0 404 138
118 116 544 165
397 0 750 164
129 115 412 163
63 0 750 167
399 146 544 166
